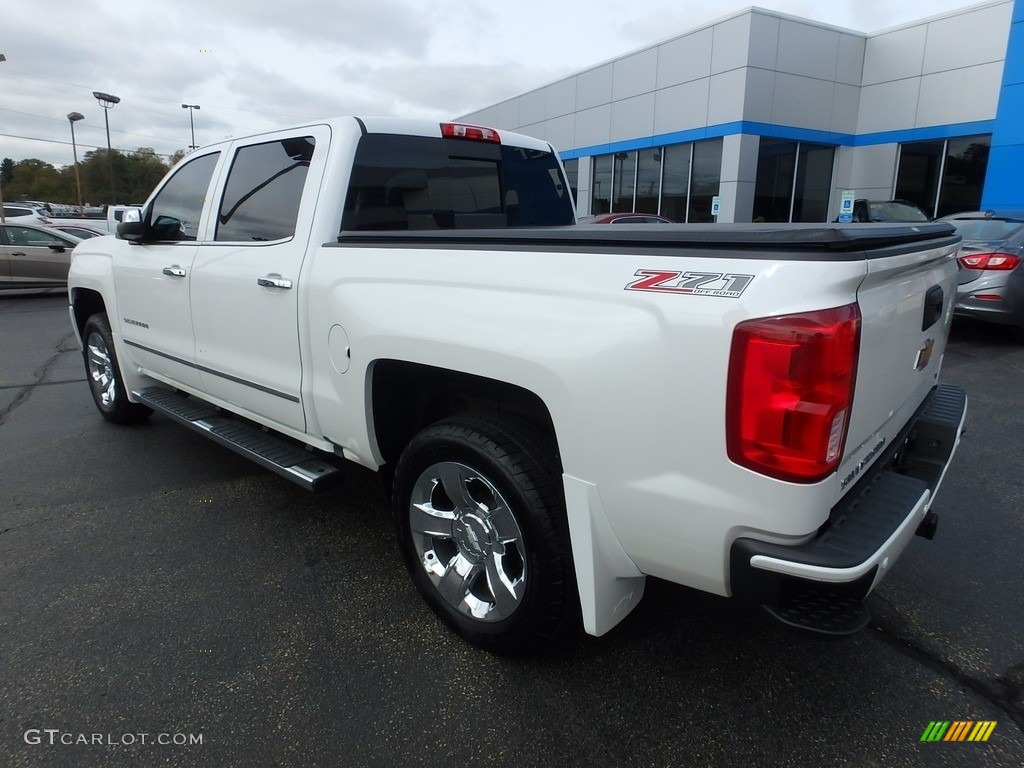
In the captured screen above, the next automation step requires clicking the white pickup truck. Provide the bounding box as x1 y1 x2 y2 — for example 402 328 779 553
44 205 132 234
67 116 967 653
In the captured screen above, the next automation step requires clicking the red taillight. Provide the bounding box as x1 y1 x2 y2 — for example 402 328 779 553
441 122 501 143
958 252 1021 270
727 304 861 483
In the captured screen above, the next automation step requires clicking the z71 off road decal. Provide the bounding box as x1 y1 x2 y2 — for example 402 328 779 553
625 270 754 298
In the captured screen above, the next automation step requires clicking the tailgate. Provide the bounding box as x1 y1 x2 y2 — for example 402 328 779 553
838 226 962 497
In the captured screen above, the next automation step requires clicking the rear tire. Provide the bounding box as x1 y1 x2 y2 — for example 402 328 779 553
393 414 576 654
82 313 152 424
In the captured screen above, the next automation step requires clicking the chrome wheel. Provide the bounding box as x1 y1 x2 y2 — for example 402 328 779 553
409 461 527 622
80 313 151 424
86 330 116 409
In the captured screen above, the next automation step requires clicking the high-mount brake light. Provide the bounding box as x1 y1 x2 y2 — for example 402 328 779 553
957 252 1021 271
441 122 501 143
726 304 861 484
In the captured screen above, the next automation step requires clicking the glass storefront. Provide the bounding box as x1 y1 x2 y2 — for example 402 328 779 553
562 158 579 209
895 135 990 218
589 138 723 222
753 139 836 222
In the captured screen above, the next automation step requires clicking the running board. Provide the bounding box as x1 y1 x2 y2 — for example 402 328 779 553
132 387 342 491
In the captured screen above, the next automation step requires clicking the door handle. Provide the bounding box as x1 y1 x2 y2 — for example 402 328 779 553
11 252 26 257
162 266 187 277
257 276 293 289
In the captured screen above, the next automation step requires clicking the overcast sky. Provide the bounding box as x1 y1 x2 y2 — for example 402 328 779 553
0 0 988 168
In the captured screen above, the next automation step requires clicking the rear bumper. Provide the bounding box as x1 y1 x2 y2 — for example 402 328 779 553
955 276 1024 326
729 383 967 633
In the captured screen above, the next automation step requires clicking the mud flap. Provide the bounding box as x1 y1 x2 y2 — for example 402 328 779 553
562 475 646 636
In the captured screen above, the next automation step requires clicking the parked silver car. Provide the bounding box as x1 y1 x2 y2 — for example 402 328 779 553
938 210 1024 334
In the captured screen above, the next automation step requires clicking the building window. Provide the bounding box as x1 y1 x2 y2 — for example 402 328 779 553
660 144 690 222
689 139 724 223
562 158 579 209
635 148 662 214
612 152 636 212
590 138 722 222
895 135 990 218
592 155 612 215
754 139 835 223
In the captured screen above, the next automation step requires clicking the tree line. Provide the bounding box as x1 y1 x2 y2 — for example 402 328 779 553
1 147 188 207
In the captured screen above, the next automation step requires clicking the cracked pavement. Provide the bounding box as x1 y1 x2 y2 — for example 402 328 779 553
0 293 1022 767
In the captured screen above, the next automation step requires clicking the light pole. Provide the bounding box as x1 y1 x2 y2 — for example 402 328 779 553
67 112 85 211
181 104 200 150
92 91 120 203
1 53 7 223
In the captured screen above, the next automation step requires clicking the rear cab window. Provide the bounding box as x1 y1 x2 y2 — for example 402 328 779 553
341 133 574 231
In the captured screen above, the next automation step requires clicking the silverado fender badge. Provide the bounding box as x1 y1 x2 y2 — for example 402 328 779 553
625 269 754 298
915 338 935 371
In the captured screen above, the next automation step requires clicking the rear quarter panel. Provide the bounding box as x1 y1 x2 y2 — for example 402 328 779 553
305 241 876 595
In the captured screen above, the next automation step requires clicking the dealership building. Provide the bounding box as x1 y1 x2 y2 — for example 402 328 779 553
461 0 1023 222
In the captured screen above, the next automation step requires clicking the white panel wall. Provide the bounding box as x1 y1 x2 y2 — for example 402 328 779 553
917 62 1005 125
456 1 1013 222
747 13 780 70
573 104 612 148
741 68 775 124
862 25 927 85
612 48 658 101
777 19 837 78
545 79 577 120
575 64 614 112
610 94 656 142
541 114 577 152
711 14 752 74
845 144 900 190
771 74 836 130
922 2 1012 73
653 79 711 134
518 89 546 127
707 69 748 125
831 84 860 134
857 80 922 134
656 29 713 88
837 34 866 86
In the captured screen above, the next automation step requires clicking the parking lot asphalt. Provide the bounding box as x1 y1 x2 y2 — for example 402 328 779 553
0 292 1022 768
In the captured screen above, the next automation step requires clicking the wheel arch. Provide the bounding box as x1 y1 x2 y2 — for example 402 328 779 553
369 359 560 473
70 287 107 340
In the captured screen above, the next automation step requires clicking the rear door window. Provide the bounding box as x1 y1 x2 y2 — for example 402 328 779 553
216 136 316 242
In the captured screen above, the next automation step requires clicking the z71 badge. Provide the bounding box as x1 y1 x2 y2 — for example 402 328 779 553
625 270 754 298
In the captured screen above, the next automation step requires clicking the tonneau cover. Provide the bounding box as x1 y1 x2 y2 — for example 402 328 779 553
336 222 959 259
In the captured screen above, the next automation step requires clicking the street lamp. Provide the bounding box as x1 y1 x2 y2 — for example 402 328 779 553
1 53 6 223
67 112 85 211
93 90 120 203
181 104 200 150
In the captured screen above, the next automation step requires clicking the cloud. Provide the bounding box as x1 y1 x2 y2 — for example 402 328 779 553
172 0 435 56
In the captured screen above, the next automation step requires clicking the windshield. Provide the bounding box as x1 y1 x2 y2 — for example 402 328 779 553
866 201 929 222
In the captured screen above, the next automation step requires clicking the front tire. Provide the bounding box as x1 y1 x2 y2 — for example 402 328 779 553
393 414 576 654
82 313 152 424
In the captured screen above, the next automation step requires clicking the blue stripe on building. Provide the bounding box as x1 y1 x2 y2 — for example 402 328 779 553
982 0 1024 209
